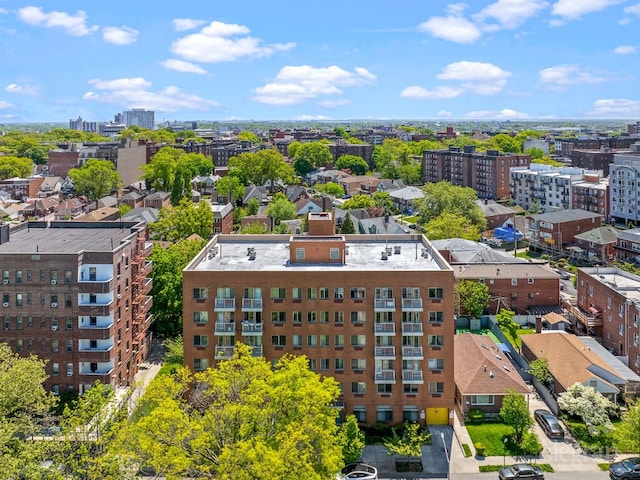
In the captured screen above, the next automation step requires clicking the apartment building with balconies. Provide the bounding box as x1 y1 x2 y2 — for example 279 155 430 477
0 221 153 395
572 173 610 218
183 212 455 426
610 144 640 224
527 209 604 253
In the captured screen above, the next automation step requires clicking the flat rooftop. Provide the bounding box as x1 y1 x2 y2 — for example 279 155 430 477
190 235 449 272
583 267 640 303
0 223 139 254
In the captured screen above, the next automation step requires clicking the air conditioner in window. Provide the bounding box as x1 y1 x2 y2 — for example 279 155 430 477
2 279 8 284
51 280 57 285
2 302 8 308
117 294 122 299
66 372 73 377
51 325 58 331
51 302 58 308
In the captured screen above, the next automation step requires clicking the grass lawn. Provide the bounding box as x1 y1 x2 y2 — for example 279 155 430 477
466 422 526 456
480 464 554 473
565 418 618 453
517 250 541 260
502 327 534 350
401 215 419 224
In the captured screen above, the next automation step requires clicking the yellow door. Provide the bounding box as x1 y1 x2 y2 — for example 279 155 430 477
426 407 449 425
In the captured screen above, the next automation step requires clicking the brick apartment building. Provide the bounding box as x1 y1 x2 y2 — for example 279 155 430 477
183 212 456 426
423 146 530 200
0 176 45 201
570 148 620 177
527 209 604 253
571 173 609 218
0 221 153 395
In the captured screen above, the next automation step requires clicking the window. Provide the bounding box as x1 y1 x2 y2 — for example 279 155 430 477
511 278 518 286
51 317 59 329
15 316 23 330
377 406 393 423
193 335 208 347
307 288 317 300
320 334 330 346
351 382 366 394
428 311 443 323
65 293 72 308
351 358 366 370
26 270 31 281
65 317 72 330
377 384 393 394
320 358 330 370
51 294 58 306
16 339 23 353
193 288 208 300
52 363 59 376
271 335 286 347
2 293 9 306
15 293 22 307
428 358 444 370
428 288 443 299
194 358 209 371
64 270 72 284
334 288 344 299
15 270 22 284
375 287 393 299
271 311 286 323
50 271 58 283
2 270 8 282
26 293 31 305
319 288 329 299
471 395 495 405
193 311 208 324
52 339 59 353
295 248 305 260
350 335 366 347
350 288 366 300
292 335 303 347
335 311 344 324
66 363 73 376
335 334 344 347
319 311 329 323
40 270 45 281
330 248 340 260
66 339 73 352
403 406 419 422
404 384 419 394
307 311 317 323
402 287 420 299
428 335 444 346
353 406 367 422
307 335 317 347
351 311 366 324
428 382 444 394
292 288 302 300
292 311 302 324
528 277 534 284
335 358 344 370
270 287 285 300
308 358 317 370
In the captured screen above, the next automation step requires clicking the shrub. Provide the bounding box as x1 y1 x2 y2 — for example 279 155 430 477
520 431 543 456
462 443 472 457
474 442 485 457
468 409 486 423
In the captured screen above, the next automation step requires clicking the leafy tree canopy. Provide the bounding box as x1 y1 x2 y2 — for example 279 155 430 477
294 142 333 169
0 155 34 180
237 131 261 144
500 388 533 443
266 193 297 224
341 194 375 211
558 383 619 435
229 149 295 190
458 280 489 318
614 399 640 454
69 158 122 201
424 212 481 241
415 181 486 230
315 182 345 197
149 198 213 242
215 175 244 206
335 154 369 175
384 422 431 458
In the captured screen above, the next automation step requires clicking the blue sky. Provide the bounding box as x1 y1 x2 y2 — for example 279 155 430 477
0 0 639 123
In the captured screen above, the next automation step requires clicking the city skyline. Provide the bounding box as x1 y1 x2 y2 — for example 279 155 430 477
0 1 639 123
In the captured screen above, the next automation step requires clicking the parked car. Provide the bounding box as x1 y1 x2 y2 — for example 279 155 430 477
338 463 378 479
557 270 570 280
609 457 640 480
534 409 564 439
498 463 544 480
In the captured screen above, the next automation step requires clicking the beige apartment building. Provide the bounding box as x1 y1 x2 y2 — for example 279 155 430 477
183 213 455 425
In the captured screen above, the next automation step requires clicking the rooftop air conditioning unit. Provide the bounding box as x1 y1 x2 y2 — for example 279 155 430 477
2 302 8 308
51 325 58 331
51 302 58 308
51 280 57 285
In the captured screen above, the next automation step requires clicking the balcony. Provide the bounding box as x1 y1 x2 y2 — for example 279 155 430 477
77 349 113 363
242 298 263 311
402 346 424 359
215 297 236 312
402 370 424 384
374 322 396 335
401 298 423 311
241 322 263 335
78 317 114 330
78 279 113 294
374 346 396 358
402 322 424 335
374 298 396 312
141 278 153 296
214 322 236 334
215 345 235 360
78 300 113 317
79 362 114 376
374 369 396 384
139 242 153 258
141 260 153 277
251 345 263 357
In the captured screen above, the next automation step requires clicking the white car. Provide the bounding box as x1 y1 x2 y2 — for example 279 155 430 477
338 463 378 479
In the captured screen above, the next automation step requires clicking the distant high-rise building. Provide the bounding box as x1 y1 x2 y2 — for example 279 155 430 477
123 109 155 130
69 116 98 133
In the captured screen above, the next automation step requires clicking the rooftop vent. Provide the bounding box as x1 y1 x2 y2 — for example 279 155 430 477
394 245 401 254
381 251 388 261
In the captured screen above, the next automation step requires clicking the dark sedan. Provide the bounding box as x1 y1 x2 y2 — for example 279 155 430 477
498 463 544 480
534 409 564 439
610 457 640 480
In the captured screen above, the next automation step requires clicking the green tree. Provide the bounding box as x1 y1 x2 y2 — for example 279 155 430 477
170 161 194 205
558 383 618 435
335 155 368 175
333 127 348 139
287 141 301 159
294 142 333 169
164 336 184 365
458 280 489 318
339 214 355 234
496 308 519 340
149 238 206 337
114 344 344 479
230 149 295 191
384 422 431 458
500 388 533 443
487 133 522 153
315 182 345 197
69 159 122 205
237 131 260 144
340 414 365 464
0 155 34 180
528 358 552 387
149 198 213 242
118 203 133 217
372 191 395 214
240 222 269 234
525 147 545 160
614 399 640 454
215 175 244 206
292 156 314 177
424 213 481 241
142 146 183 191
414 181 487 231
371 138 411 178
341 194 375 211
246 197 260 216
265 193 297 224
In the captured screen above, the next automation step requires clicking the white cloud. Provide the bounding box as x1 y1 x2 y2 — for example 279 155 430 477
0 100 14 109
624 2 640 15
172 18 206 31
585 98 640 117
418 3 482 44
538 64 608 90
318 99 350 108
83 77 220 112
475 0 549 29
253 65 376 106
551 0 626 21
5 83 38 95
465 108 529 119
102 26 138 45
160 59 208 74
171 20 295 63
296 115 332 121
613 45 637 54
17 6 98 36
0 8 8 15
400 85 463 99
437 110 453 117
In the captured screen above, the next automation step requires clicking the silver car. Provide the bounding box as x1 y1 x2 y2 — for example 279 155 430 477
338 463 378 479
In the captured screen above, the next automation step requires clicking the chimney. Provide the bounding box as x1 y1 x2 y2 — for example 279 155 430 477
535 315 542 333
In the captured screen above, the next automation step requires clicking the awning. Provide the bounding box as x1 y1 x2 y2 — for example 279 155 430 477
589 305 602 315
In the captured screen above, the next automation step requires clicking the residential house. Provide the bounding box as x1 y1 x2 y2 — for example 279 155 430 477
118 190 145 210
432 239 528 265
572 225 619 262
75 207 120 222
388 186 425 214
242 186 269 206
54 197 88 220
338 176 381 196
454 333 529 416
477 200 520 231
38 176 62 198
0 177 45 201
615 228 640 263
143 191 171 210
295 198 324 216
121 207 160 226
210 203 234 234
192 174 221 195
527 209 604 254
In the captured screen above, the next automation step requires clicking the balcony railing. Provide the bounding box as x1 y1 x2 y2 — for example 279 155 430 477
215 298 236 311
214 322 235 334
251 345 263 357
78 280 113 294
374 299 396 312
78 318 114 329
402 370 424 384
401 322 424 335
215 346 235 360
401 298 423 311
374 370 396 383
242 298 263 311
241 322 263 335
79 365 114 376
141 260 153 277
374 322 396 335
402 346 424 359
374 346 396 358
